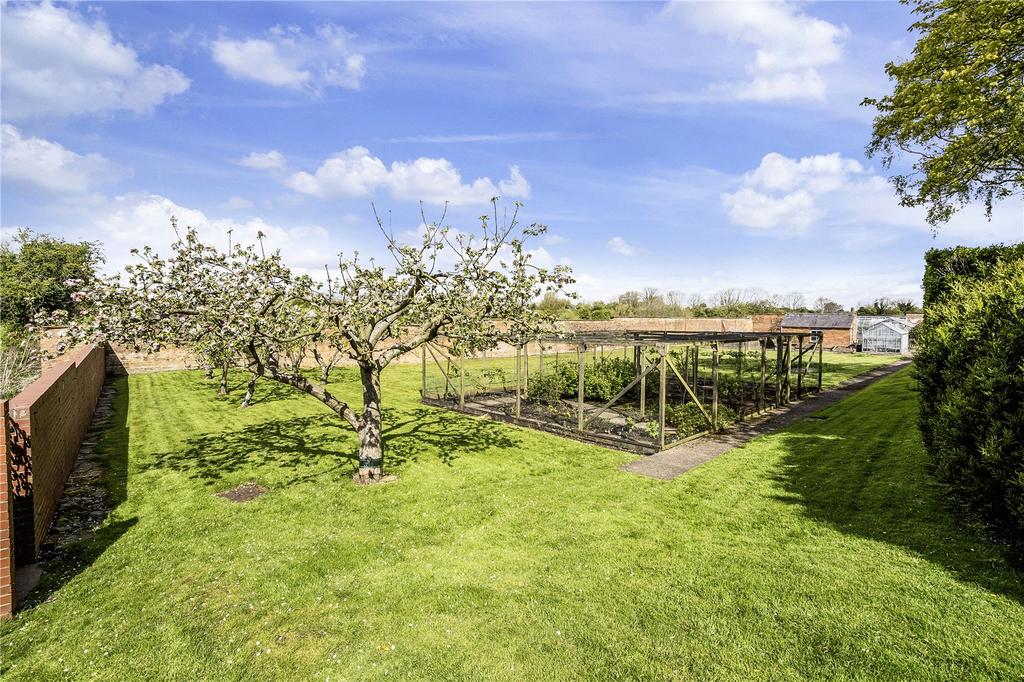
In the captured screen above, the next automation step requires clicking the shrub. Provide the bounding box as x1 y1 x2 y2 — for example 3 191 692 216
530 356 636 403
917 244 1024 553
529 370 566 403
0 337 41 400
585 356 635 402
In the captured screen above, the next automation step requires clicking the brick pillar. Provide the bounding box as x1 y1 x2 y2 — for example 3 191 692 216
0 401 14 620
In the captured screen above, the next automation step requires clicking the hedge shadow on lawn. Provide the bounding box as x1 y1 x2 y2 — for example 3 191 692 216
139 406 521 483
771 420 1024 605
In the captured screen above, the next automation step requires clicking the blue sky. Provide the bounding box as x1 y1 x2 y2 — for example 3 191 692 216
2 1 1021 306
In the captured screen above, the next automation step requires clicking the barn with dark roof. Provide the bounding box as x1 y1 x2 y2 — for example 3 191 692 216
780 312 856 350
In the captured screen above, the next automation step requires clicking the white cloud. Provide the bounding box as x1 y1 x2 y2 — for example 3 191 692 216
722 151 1024 242
670 1 848 101
1 124 120 193
211 24 366 91
284 146 389 197
220 196 254 210
545 234 568 245
235 150 287 170
0 2 189 119
283 147 529 205
723 187 818 232
722 152 870 233
744 152 864 193
498 165 530 198
91 193 338 275
387 157 504 205
607 236 636 256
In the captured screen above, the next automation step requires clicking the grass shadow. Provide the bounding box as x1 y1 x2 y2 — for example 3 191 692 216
383 406 522 467
191 373 298 407
770 415 1024 605
138 403 522 485
140 414 355 483
20 518 138 611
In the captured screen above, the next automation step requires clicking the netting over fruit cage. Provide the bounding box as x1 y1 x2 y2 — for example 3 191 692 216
421 330 823 454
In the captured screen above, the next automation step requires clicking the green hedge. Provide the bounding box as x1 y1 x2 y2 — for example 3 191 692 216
917 244 1024 552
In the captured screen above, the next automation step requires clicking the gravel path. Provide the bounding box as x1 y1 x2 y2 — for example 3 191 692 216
620 360 912 481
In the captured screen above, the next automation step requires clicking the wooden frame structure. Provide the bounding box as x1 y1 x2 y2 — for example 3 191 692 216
421 330 822 455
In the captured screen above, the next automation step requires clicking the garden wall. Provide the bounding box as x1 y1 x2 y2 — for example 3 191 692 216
40 318 756 375
0 344 105 619
0 402 14 619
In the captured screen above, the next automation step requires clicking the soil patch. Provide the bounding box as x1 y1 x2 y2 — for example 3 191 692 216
215 482 267 502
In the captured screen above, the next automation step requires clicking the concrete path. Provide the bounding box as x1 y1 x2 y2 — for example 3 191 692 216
620 360 912 481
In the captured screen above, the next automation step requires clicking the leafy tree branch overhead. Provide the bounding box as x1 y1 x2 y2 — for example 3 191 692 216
46 201 573 483
863 0 1024 227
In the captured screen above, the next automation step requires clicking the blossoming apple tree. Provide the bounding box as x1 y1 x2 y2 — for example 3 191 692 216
56 202 572 482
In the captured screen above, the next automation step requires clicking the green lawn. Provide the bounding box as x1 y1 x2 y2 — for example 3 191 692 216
2 360 1022 680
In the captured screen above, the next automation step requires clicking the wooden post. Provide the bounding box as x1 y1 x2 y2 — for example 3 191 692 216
577 341 586 431
658 345 667 449
796 336 804 399
634 345 641 374
682 347 690 404
775 338 783 406
458 353 465 408
638 346 647 415
539 342 544 378
784 337 793 403
817 337 824 391
711 342 719 431
692 344 699 395
421 345 427 398
737 341 745 421
523 342 529 398
514 344 521 418
759 339 766 412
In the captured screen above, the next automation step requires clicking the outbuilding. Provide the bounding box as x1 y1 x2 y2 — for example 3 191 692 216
780 312 856 350
857 316 918 354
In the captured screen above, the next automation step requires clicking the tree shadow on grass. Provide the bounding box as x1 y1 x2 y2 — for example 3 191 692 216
141 414 354 483
770 425 1024 605
139 406 521 484
383 406 521 467
190 374 299 407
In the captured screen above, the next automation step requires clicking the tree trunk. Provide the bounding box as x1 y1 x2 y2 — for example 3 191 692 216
241 372 258 408
354 363 386 483
219 362 229 395
320 367 331 383
204 366 214 380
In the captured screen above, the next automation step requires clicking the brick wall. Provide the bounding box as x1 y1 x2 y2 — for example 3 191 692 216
0 345 105 618
0 402 13 620
751 314 784 332
41 319 757 374
780 326 854 349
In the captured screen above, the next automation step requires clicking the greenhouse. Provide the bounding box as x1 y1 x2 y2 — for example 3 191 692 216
858 317 916 354
420 330 823 454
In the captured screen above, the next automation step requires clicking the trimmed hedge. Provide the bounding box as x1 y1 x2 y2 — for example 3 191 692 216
917 244 1024 553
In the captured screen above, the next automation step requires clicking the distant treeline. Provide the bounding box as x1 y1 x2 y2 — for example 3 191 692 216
537 288 922 320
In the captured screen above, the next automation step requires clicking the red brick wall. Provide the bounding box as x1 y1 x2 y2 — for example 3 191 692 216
3 345 105 579
751 314 784 333
780 326 853 349
0 402 13 620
